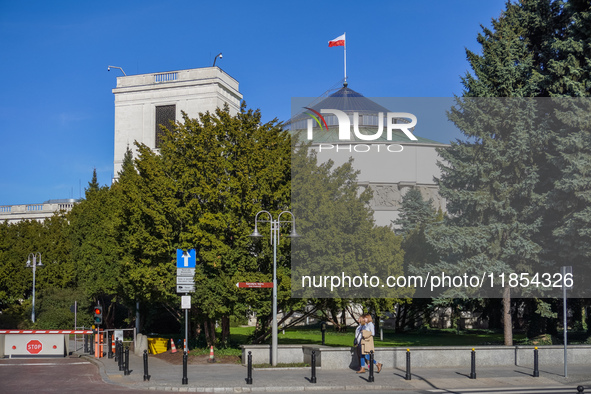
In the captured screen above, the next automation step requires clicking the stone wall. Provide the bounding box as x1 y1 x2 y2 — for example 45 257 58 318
241 344 591 370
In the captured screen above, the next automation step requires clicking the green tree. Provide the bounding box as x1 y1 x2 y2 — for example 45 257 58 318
394 189 441 331
113 144 177 330
121 104 292 345
36 287 92 329
394 188 437 236
0 220 46 327
289 141 406 338
431 0 591 345
68 169 121 327
0 210 75 328
431 2 551 345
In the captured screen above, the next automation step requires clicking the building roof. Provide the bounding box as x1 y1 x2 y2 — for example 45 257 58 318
290 84 447 145
307 85 392 115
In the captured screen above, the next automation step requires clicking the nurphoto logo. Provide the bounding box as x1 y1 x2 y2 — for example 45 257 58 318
304 108 418 142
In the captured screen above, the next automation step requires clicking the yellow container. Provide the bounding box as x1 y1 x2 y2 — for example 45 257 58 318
148 338 169 354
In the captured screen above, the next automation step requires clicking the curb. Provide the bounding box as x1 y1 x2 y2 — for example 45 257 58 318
75 352 120 387
136 385 404 392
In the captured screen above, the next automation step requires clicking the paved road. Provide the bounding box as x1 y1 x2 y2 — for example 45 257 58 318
265 389 584 394
0 357 154 393
421 387 586 394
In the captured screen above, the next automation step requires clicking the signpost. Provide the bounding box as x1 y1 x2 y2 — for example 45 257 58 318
177 284 196 293
176 249 196 268
236 282 273 288
561 265 572 378
177 276 195 284
176 249 196 360
181 296 191 310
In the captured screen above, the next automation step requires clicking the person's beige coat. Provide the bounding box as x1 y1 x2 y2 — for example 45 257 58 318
361 329 374 354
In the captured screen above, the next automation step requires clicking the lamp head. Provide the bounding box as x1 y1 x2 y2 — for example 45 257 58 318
107 66 110 72
287 222 301 238
249 225 262 238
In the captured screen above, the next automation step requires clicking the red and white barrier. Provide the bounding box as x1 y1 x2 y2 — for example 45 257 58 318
0 330 93 334
1 330 93 357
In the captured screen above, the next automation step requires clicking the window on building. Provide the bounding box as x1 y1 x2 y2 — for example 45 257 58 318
155 104 176 148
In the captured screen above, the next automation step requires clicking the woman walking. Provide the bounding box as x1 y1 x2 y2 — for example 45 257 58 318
356 313 382 373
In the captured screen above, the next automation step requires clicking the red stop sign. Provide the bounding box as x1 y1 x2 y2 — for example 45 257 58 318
26 340 43 354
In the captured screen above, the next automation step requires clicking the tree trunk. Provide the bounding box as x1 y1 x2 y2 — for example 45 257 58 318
106 302 114 329
203 319 216 347
220 315 230 345
195 322 202 341
330 308 341 332
395 304 403 333
400 304 408 331
503 286 513 346
203 319 210 345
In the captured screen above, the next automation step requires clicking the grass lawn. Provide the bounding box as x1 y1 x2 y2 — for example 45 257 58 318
229 326 528 348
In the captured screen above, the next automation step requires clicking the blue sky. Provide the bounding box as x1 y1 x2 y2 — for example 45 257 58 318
0 0 508 205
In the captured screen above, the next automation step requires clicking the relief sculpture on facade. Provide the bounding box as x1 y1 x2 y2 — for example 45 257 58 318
366 183 445 212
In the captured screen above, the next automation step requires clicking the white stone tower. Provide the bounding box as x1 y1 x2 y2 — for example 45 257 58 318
112 67 242 178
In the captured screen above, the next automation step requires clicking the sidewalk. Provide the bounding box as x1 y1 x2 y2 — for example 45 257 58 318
74 347 591 393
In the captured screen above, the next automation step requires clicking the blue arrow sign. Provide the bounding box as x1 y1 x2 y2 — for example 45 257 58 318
176 249 196 268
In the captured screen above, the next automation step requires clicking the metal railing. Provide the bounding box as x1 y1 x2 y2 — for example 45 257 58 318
101 327 137 351
154 72 178 83
72 327 136 356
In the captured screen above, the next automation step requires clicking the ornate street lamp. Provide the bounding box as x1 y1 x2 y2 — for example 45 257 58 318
25 253 43 323
250 210 299 366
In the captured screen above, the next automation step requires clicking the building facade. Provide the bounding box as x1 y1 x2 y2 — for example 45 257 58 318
291 85 448 227
112 67 243 178
0 199 78 224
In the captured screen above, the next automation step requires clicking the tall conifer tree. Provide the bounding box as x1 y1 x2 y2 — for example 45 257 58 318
430 0 590 344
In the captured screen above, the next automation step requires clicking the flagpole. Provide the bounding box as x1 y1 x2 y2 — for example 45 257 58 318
344 32 347 85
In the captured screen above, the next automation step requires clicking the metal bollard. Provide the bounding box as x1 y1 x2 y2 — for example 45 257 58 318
143 350 151 381
90 333 95 355
118 342 124 371
469 348 476 379
182 351 188 385
310 350 317 383
368 351 375 383
102 331 107 358
577 385 584 393
124 347 130 375
246 351 253 384
108 333 114 359
533 347 539 377
405 348 411 380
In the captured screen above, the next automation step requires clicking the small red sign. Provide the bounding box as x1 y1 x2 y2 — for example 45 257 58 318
236 282 273 288
27 339 43 354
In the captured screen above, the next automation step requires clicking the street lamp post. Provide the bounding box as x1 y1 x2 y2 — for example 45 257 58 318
213 52 222 67
25 253 43 323
250 210 299 366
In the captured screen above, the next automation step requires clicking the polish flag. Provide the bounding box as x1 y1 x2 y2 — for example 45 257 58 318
328 33 345 47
